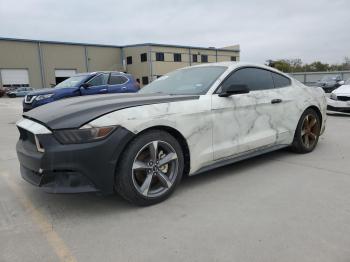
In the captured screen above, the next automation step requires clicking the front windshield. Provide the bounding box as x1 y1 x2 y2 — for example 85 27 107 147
55 75 88 88
139 66 227 95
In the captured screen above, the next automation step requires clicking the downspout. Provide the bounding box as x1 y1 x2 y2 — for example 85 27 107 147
37 42 46 88
148 46 153 81
121 47 126 72
84 46 89 72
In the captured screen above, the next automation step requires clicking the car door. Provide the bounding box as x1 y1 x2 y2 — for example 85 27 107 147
17 87 26 97
107 74 130 93
211 67 282 160
80 73 109 96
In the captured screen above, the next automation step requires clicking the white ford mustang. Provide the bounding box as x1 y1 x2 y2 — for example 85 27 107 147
16 62 327 205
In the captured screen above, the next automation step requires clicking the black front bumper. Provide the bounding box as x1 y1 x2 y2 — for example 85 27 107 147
16 126 135 194
327 105 350 114
22 102 34 112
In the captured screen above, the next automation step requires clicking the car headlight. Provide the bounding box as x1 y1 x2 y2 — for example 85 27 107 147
36 94 54 101
330 93 337 100
53 124 117 144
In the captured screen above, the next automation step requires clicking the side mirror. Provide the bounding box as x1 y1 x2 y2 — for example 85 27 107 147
80 83 92 89
219 84 249 97
338 80 345 85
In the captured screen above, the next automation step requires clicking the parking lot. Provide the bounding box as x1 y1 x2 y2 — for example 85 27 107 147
1 97 350 262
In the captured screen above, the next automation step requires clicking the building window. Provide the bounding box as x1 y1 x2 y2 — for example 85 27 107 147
156 52 164 61
231 56 237 61
174 53 182 62
142 76 149 85
192 54 198 63
140 53 147 62
127 56 132 65
201 55 208 63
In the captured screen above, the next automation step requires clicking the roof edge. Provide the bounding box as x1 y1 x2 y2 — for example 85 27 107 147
122 43 240 52
0 37 240 52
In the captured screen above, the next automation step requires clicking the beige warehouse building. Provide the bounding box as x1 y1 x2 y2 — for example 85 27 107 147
0 37 240 88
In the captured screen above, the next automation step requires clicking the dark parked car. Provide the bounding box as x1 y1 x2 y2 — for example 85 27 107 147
0 87 6 97
7 87 34 98
317 75 344 93
23 71 139 112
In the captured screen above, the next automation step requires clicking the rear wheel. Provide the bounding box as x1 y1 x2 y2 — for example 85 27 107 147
290 108 321 153
115 130 184 206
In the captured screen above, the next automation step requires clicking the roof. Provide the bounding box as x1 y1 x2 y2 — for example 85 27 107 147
0 37 239 52
122 43 240 52
182 62 290 77
0 37 122 48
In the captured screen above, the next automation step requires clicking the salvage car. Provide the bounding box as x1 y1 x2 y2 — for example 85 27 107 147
23 71 139 111
16 62 327 206
327 78 350 114
316 75 344 93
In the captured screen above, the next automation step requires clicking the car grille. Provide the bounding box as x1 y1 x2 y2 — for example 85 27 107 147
337 96 350 102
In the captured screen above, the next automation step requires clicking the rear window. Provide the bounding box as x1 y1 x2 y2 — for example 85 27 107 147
272 72 291 88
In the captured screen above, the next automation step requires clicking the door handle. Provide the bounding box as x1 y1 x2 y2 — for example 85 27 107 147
271 98 282 104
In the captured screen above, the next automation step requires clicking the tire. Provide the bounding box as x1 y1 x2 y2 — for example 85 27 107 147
115 130 184 206
290 108 321 154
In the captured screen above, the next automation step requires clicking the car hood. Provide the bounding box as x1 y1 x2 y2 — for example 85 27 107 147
23 93 199 130
28 87 76 96
333 85 350 96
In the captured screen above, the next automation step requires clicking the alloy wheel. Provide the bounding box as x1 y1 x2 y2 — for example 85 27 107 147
301 114 319 149
132 140 179 198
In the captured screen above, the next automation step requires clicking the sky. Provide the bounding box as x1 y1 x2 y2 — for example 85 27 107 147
0 0 349 64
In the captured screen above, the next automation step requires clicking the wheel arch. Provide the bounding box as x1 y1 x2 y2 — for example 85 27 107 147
306 105 322 124
118 125 191 177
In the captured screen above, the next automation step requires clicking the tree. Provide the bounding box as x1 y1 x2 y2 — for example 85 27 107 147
266 58 349 72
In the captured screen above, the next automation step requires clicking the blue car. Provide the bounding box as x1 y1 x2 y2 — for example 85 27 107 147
7 87 34 98
23 71 139 112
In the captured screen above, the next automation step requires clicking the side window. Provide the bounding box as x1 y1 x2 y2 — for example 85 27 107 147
127 56 132 65
272 72 291 88
192 54 198 63
140 53 147 62
174 53 182 62
109 75 128 85
156 52 165 61
87 74 109 86
221 68 274 91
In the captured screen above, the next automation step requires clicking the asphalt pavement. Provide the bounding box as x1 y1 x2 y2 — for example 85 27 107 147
1 97 350 262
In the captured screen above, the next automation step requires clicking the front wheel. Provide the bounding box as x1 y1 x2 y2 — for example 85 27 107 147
115 130 184 206
290 108 321 153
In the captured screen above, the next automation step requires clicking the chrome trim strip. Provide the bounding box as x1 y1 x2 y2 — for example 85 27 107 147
16 118 52 134
24 95 36 104
34 135 45 153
